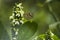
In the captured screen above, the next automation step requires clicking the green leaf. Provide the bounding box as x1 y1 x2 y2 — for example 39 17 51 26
52 35 60 40
18 21 38 40
0 21 10 40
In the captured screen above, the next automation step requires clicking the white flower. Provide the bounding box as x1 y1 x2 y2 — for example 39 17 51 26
20 20 24 24
13 37 16 40
14 11 17 13
15 21 19 25
15 31 18 35
12 19 15 23
20 6 23 9
17 3 22 7
16 13 20 17
20 10 24 17
17 3 23 9
12 13 15 16
9 16 14 19
20 9 24 14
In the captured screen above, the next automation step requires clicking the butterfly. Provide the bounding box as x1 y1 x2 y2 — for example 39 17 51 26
23 12 33 20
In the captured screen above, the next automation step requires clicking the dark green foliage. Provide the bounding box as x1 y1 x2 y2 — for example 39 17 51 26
18 21 38 40
0 21 10 40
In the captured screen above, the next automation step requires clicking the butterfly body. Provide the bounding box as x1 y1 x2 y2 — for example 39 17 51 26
23 12 33 20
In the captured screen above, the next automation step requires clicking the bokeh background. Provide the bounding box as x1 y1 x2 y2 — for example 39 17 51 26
0 0 60 40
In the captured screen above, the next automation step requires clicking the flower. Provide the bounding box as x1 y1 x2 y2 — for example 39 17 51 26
12 19 15 23
15 31 18 35
13 37 16 40
20 9 24 14
17 3 22 7
12 13 15 16
15 21 19 25
9 16 14 20
20 10 24 17
9 3 25 26
20 20 24 24
16 13 20 17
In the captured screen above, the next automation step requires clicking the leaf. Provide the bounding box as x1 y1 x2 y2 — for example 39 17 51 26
18 21 38 40
52 35 60 40
0 21 10 40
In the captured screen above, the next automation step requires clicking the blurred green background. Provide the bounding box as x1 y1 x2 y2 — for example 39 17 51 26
0 0 60 40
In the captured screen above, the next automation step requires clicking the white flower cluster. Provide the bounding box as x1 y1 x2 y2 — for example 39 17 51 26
9 3 24 26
